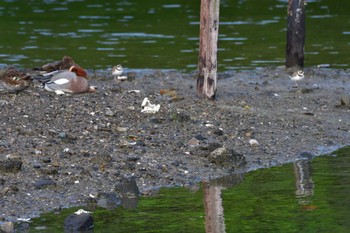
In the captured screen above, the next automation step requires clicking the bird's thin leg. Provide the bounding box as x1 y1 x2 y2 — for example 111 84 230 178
294 81 299 88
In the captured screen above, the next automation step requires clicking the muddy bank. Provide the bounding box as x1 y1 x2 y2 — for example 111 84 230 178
1 67 350 222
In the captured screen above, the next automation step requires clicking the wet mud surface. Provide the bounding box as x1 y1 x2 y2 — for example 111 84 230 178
1 67 350 221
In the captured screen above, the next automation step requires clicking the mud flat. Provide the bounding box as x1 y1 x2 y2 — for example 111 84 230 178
1 67 350 221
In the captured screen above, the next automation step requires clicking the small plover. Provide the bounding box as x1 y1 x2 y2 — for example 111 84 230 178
112 64 128 81
288 70 304 87
112 64 124 77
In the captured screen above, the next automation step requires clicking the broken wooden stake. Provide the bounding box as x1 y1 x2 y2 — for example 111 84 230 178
286 0 306 69
197 0 220 100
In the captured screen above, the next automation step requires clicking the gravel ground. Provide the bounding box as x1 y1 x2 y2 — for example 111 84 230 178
0 66 350 222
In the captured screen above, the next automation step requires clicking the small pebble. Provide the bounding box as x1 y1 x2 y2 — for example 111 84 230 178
32 162 41 169
187 138 200 147
213 128 224 136
34 178 56 189
58 132 67 139
105 108 115 116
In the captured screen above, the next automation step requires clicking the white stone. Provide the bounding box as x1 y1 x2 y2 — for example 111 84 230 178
249 139 259 146
141 97 160 114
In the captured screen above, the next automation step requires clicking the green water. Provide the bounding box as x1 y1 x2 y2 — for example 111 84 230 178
1 0 350 71
27 147 350 232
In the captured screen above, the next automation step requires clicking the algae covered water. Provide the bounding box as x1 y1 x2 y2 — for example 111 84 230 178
26 147 350 232
1 0 350 70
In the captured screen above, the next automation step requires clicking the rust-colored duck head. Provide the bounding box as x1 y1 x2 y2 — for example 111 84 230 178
69 65 88 78
0 67 32 92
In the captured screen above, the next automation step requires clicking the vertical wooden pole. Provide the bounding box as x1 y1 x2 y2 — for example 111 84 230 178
197 0 220 100
286 0 306 69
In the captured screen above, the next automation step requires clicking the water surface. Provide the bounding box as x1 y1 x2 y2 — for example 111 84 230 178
26 147 350 232
1 0 350 71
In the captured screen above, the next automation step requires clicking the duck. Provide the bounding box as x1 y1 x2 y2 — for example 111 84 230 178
34 56 83 74
0 67 32 93
34 66 95 95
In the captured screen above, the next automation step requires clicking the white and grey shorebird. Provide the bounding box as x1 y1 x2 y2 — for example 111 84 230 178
288 70 304 87
112 64 128 80
112 64 124 77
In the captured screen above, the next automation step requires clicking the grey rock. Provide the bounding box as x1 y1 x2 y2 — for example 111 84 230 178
0 156 22 173
0 185 19 195
149 117 164 123
172 112 191 122
187 138 200 147
208 147 246 170
192 142 222 157
58 132 67 139
1 221 14 233
105 108 115 117
213 128 224 136
127 72 136 81
115 176 140 197
17 222 30 232
32 161 41 169
64 212 93 232
97 192 121 210
34 178 56 189
126 155 140 162
194 134 206 141
340 95 350 106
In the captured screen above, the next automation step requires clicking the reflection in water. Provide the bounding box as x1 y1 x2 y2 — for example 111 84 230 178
203 181 225 233
27 150 350 232
293 159 314 205
203 173 244 233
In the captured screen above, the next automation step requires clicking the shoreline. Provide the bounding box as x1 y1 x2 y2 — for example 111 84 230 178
1 66 350 221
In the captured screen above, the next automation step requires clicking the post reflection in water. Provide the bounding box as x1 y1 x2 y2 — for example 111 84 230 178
202 173 244 233
293 158 315 206
203 181 225 233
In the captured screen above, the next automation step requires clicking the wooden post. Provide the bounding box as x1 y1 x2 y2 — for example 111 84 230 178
197 0 220 100
286 0 306 69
